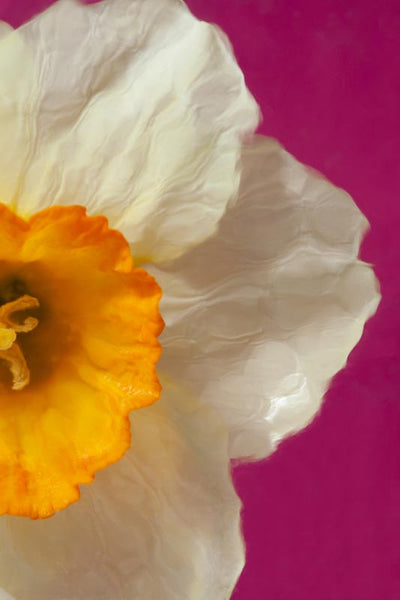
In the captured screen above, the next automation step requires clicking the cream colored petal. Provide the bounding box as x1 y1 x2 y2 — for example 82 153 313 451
148 136 381 460
0 0 258 262
0 380 243 600
0 26 36 208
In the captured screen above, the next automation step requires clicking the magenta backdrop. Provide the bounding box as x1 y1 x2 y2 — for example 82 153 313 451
0 1 399 599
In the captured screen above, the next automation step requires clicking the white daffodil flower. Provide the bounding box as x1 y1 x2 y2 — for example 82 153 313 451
0 0 379 599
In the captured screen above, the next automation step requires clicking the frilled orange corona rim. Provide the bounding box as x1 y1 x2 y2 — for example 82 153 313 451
0 204 163 519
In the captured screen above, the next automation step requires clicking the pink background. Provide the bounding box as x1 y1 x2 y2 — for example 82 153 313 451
1 1 398 599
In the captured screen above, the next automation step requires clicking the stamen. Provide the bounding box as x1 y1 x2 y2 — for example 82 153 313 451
0 295 39 390
0 295 39 332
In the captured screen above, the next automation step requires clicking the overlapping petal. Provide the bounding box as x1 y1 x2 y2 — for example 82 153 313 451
150 136 380 459
0 380 243 600
0 0 259 262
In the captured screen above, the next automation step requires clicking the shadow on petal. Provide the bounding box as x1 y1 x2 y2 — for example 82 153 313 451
150 135 381 460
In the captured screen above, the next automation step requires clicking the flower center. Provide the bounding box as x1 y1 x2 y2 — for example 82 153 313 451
0 204 163 519
0 294 40 390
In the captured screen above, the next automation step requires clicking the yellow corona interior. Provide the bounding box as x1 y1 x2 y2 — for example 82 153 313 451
0 204 163 519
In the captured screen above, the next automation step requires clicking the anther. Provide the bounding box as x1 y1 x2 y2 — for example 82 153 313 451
0 295 39 390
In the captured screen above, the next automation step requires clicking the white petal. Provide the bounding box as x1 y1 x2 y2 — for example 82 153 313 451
0 27 36 209
0 380 243 600
149 136 381 460
0 0 258 262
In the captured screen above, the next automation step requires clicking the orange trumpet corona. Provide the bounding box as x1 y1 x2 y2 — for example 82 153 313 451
0 204 163 518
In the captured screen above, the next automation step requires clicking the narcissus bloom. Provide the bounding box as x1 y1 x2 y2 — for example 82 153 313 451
0 0 380 599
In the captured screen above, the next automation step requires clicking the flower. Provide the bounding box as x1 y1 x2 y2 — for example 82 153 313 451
0 0 380 599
